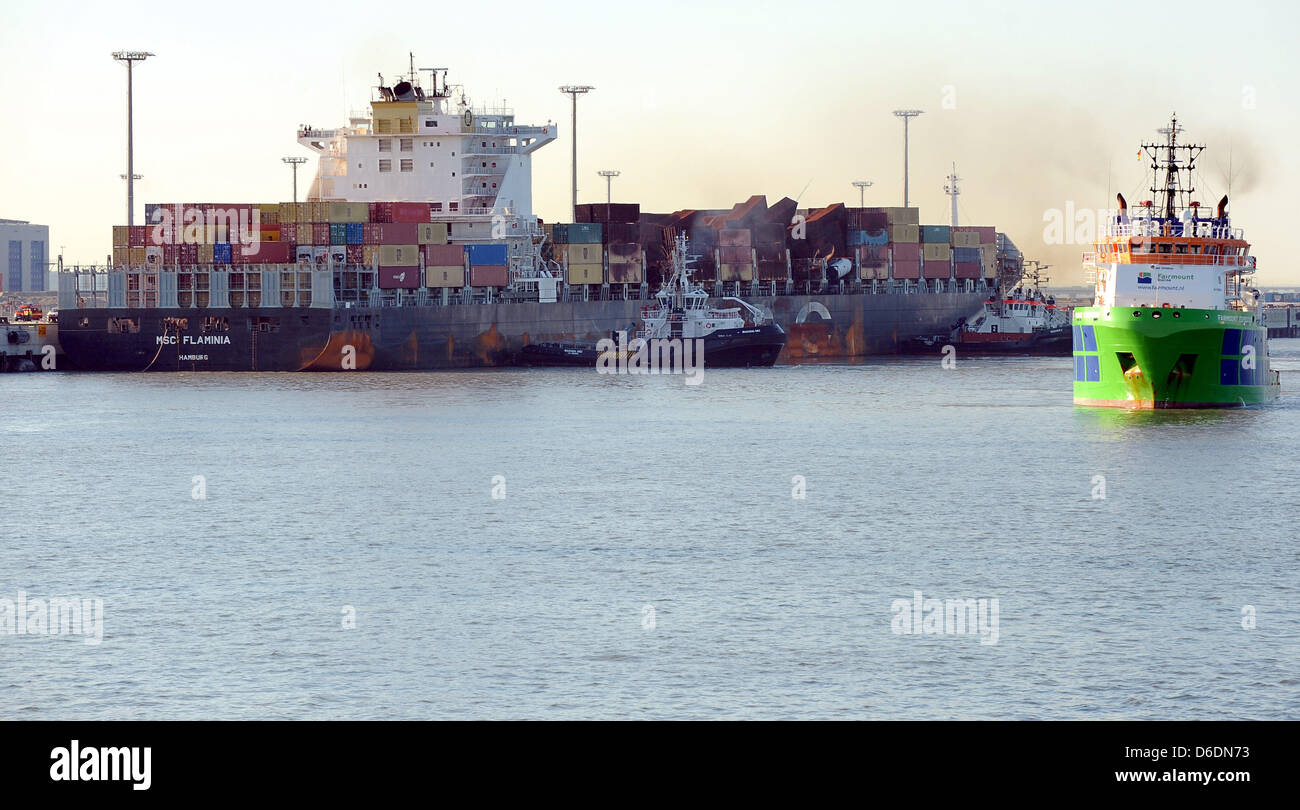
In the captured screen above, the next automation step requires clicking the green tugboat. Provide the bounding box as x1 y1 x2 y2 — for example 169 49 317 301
1073 115 1280 408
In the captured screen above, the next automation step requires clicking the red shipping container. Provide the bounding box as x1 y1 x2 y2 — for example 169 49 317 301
346 244 365 264
280 223 297 243
378 266 420 289
372 202 394 224
423 243 464 266
922 260 951 280
892 260 921 280
311 223 330 245
129 225 147 246
363 223 382 245
955 262 981 279
236 242 292 264
392 202 431 223
379 223 418 243
469 266 508 287
163 244 180 264
891 242 920 262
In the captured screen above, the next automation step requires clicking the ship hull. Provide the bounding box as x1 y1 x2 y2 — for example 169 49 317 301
57 290 984 371
1072 307 1280 408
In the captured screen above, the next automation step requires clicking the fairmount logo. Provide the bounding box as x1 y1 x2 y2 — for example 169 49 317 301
1137 272 1153 284
50 740 151 790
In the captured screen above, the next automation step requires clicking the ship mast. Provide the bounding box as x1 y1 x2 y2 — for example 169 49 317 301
1140 114 1204 221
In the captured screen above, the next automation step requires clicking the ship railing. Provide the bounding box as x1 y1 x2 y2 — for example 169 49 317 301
460 145 520 155
1104 222 1244 240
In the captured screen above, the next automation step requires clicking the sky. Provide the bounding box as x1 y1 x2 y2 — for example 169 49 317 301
3 0 1299 284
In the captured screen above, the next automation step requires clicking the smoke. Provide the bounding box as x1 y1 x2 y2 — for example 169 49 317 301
1196 126 1262 199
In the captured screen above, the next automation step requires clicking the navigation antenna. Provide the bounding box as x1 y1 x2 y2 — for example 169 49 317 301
944 162 961 227
1141 113 1204 220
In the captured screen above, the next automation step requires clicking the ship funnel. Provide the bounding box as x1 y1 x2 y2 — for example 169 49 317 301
393 81 416 102
1216 195 1229 219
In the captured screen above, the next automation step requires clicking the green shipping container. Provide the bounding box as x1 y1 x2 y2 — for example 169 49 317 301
920 225 950 243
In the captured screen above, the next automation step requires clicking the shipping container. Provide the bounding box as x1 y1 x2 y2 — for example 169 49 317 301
346 222 364 244
380 245 420 266
882 207 920 225
311 223 330 245
281 223 297 243
921 225 950 243
423 243 464 267
950 230 981 248
575 202 640 224
278 202 297 224
892 260 921 280
392 202 432 223
129 225 147 247
753 221 787 244
309 201 328 222
555 243 602 264
213 243 233 264
362 245 380 266
718 263 754 282
848 229 889 247
552 223 602 244
754 243 787 265
330 223 348 245
113 225 130 247
923 243 952 261
718 228 752 247
379 222 418 244
296 203 313 225
416 222 449 244
466 243 508 267
112 246 129 266
130 246 148 265
565 263 602 286
378 266 420 289
756 260 786 281
426 265 466 288
953 246 981 263
235 242 292 264
607 255 644 284
163 244 180 264
719 245 751 264
295 246 315 264
922 258 951 279
892 242 921 262
346 244 365 264
954 262 981 279
890 224 919 243
363 223 381 245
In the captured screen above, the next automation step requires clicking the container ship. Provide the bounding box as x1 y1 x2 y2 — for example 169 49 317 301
1073 115 1279 408
57 60 1021 372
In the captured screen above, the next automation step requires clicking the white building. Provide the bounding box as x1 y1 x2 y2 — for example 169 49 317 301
0 219 50 292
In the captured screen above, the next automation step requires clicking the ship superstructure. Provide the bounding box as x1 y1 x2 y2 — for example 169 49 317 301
1073 115 1279 407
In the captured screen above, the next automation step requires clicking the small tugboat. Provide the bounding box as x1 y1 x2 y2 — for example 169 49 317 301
944 261 1072 354
521 233 786 368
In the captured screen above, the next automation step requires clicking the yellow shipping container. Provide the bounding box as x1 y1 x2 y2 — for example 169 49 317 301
380 245 419 266
129 247 147 265
881 207 920 225
198 244 215 264
113 226 130 247
951 231 980 248
557 243 602 264
417 223 449 244
923 243 951 261
719 263 754 282
310 201 328 222
296 203 313 225
328 202 367 223
362 245 380 265
566 262 603 285
891 224 919 243
981 245 998 278
113 246 129 266
278 202 297 223
425 266 466 288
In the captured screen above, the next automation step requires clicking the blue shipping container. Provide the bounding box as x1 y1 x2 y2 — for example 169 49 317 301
213 243 232 263
346 223 364 244
953 247 981 262
465 243 509 266
847 229 889 246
